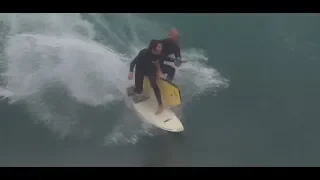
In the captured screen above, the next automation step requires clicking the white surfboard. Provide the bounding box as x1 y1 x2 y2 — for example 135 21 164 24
131 97 184 132
127 77 184 132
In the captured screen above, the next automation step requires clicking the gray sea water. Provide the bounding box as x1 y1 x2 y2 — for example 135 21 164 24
0 13 320 166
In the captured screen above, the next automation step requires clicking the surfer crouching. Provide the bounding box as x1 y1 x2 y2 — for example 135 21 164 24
128 40 164 115
153 28 187 82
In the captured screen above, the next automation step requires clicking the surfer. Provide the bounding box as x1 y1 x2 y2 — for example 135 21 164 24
156 28 186 82
128 40 164 115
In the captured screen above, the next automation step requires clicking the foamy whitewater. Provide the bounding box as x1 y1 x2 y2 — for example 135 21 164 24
0 13 229 145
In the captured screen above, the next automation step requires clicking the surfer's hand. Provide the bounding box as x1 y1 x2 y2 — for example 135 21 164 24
174 59 181 67
157 71 165 79
128 72 133 80
174 57 188 67
181 59 188 63
160 73 166 79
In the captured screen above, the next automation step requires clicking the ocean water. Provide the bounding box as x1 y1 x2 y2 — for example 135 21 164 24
0 13 319 166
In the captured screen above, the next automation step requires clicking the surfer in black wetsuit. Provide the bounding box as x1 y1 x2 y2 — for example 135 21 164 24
128 40 164 115
156 28 186 82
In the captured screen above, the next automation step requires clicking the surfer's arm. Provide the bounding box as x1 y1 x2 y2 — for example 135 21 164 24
173 45 181 61
162 44 182 63
161 44 181 62
129 49 144 72
129 55 139 72
155 60 163 78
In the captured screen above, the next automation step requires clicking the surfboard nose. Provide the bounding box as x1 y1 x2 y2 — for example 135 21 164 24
164 119 184 132
175 126 184 132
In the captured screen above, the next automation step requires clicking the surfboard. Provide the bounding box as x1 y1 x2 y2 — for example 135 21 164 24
142 76 181 107
127 77 184 132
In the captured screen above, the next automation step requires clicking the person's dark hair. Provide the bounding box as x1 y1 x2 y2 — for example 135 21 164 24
148 39 161 51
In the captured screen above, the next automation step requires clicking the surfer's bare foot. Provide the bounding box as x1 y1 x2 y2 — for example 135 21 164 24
155 105 163 115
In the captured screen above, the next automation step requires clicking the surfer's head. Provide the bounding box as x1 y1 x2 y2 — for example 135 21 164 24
148 40 162 55
168 28 179 43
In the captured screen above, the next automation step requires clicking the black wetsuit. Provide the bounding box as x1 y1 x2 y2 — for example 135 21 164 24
129 48 162 106
158 38 181 81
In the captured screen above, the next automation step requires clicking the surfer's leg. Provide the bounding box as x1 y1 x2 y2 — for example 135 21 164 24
134 69 144 94
161 64 175 81
132 69 149 102
148 75 162 105
148 75 163 115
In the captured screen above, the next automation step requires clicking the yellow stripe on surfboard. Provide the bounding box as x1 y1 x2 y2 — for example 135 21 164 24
143 76 181 107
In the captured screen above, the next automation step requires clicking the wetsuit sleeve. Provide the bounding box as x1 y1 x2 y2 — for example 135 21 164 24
129 50 144 72
162 43 181 62
173 44 181 59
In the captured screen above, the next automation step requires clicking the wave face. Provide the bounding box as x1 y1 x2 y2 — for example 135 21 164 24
0 13 229 145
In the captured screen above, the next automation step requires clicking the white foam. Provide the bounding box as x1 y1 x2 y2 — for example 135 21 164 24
0 13 229 143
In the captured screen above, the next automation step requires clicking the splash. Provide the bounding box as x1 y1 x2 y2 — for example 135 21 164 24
0 13 229 144
2 33 132 137
0 13 131 138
